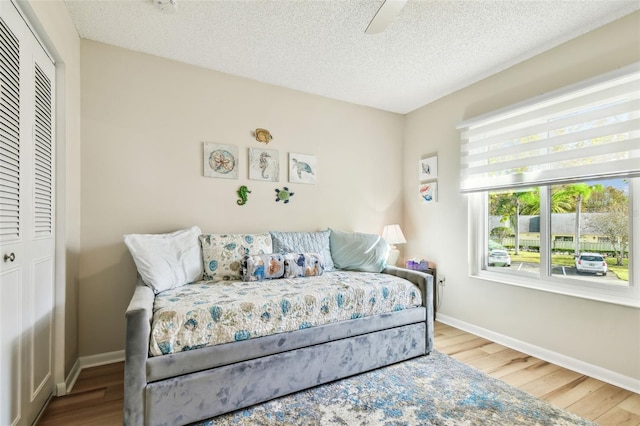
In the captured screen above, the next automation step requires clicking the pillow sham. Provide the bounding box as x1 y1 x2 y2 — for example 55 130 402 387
283 253 324 278
270 230 334 271
124 226 203 294
241 253 285 282
200 233 272 281
329 228 389 273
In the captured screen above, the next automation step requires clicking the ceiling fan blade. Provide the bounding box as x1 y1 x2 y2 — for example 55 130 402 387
365 0 409 34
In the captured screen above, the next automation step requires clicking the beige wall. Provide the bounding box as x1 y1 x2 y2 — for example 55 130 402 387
404 12 640 380
27 0 639 388
79 40 405 355
25 0 82 385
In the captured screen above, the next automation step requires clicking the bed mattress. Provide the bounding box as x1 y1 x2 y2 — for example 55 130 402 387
150 271 422 356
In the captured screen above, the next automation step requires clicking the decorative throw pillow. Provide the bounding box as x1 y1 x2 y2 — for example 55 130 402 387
329 228 389 273
200 233 272 281
283 253 324 278
124 226 203 294
270 230 334 271
241 253 285 282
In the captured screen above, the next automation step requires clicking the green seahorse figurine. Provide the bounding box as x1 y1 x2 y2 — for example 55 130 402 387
237 185 251 205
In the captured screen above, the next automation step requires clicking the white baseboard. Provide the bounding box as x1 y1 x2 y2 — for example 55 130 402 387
79 349 125 369
55 358 80 396
55 350 125 395
436 313 640 394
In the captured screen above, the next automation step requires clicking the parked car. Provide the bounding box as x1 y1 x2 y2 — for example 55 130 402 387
575 253 608 275
488 249 511 267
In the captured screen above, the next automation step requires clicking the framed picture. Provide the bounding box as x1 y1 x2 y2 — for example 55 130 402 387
419 156 438 180
289 153 317 184
418 182 437 204
249 147 279 181
204 143 239 179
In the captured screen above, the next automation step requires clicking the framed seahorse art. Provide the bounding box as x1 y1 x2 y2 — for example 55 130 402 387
249 147 279 182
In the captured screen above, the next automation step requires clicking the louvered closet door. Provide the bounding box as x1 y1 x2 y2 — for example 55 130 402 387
0 2 55 426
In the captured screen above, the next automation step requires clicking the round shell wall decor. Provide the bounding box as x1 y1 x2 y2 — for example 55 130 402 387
210 149 235 174
275 187 294 203
255 128 273 144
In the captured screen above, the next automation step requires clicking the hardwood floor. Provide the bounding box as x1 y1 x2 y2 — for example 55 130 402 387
434 322 640 426
37 362 124 426
36 321 640 425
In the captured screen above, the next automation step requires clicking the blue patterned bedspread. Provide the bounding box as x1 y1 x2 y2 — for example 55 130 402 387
150 271 421 356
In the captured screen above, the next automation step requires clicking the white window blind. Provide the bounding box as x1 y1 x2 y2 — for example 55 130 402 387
457 63 640 193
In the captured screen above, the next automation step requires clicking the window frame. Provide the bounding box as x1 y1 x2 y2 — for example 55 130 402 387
468 179 639 307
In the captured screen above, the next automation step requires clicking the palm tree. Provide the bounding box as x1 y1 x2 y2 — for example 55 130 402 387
490 190 537 255
553 183 603 256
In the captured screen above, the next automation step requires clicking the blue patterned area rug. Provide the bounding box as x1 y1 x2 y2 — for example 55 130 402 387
196 350 595 425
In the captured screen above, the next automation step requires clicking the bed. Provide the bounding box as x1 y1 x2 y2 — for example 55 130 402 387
122 228 434 426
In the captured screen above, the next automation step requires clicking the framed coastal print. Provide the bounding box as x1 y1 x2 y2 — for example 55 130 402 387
418 182 437 204
249 147 279 181
289 152 317 184
419 156 438 181
204 143 239 179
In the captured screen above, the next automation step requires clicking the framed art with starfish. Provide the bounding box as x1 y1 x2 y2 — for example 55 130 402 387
204 142 239 179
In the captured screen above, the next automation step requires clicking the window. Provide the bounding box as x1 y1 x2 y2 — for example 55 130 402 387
459 63 640 306
486 179 631 283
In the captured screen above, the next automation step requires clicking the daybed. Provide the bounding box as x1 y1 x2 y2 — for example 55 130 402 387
123 228 434 426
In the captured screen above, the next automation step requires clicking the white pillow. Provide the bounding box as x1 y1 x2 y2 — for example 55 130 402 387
124 226 203 294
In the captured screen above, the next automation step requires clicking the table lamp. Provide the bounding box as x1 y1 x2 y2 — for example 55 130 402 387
382 224 406 266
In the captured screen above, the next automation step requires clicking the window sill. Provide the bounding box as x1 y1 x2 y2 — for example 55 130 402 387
472 270 640 309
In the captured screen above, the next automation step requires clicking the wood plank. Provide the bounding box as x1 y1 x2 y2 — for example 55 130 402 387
447 347 489 363
446 343 512 364
480 342 506 355
437 336 493 355
542 376 607 409
567 383 632 420
485 355 547 379
519 368 583 397
499 360 562 388
593 406 640 426
434 322 467 338
618 392 640 416
37 388 107 419
434 331 481 348
71 362 124 394
465 348 529 373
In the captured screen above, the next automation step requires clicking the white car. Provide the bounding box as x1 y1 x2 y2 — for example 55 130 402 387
575 253 607 275
488 249 511 267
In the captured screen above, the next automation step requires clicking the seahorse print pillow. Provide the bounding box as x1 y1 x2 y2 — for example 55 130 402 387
200 233 273 282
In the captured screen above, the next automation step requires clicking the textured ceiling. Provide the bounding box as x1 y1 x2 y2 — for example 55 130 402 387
64 0 640 114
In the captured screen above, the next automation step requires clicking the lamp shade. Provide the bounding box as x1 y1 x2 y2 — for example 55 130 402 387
381 224 406 245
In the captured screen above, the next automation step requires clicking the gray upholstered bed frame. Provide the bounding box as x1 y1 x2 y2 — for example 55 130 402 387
124 266 434 426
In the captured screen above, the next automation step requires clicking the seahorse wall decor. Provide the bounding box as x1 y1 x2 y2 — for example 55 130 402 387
237 185 251 205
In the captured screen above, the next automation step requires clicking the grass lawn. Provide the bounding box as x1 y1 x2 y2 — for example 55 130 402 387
509 251 629 281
